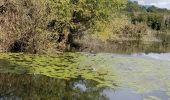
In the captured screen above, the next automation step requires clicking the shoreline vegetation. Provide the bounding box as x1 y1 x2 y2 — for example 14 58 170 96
0 0 170 54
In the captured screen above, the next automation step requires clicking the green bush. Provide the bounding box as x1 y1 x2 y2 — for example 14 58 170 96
0 0 127 53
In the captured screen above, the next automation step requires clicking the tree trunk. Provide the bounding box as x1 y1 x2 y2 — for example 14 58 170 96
58 26 73 51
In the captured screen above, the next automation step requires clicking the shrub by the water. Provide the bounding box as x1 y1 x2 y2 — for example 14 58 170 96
1 0 170 53
0 0 127 53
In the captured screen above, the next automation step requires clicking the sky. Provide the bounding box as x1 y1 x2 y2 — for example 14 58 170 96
131 0 170 9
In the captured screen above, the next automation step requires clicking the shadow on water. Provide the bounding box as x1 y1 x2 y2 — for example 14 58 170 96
0 73 169 100
0 59 29 74
0 53 119 99
0 53 170 100
80 40 170 54
0 73 109 100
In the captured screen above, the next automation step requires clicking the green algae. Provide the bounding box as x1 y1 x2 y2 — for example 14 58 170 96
76 53 170 98
1 52 170 99
0 52 118 88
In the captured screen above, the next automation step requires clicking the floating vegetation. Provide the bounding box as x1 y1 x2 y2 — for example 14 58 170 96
0 52 118 88
0 52 170 99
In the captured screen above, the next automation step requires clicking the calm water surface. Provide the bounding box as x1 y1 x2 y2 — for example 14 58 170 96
0 42 170 100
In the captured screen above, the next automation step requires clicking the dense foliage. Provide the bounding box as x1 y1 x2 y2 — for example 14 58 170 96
0 0 170 53
126 1 170 31
0 0 127 53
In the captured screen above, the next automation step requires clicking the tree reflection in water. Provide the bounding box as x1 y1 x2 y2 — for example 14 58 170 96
0 53 118 99
0 73 110 100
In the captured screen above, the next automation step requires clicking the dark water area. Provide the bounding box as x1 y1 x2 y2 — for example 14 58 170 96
0 73 169 100
0 73 107 100
81 40 170 54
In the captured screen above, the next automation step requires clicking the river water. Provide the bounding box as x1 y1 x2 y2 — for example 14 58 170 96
0 42 170 100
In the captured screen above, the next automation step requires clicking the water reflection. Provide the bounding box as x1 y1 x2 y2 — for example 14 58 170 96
131 53 170 61
0 53 118 88
0 73 168 100
0 52 170 100
81 40 170 54
0 53 119 99
103 88 169 100
0 73 108 100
